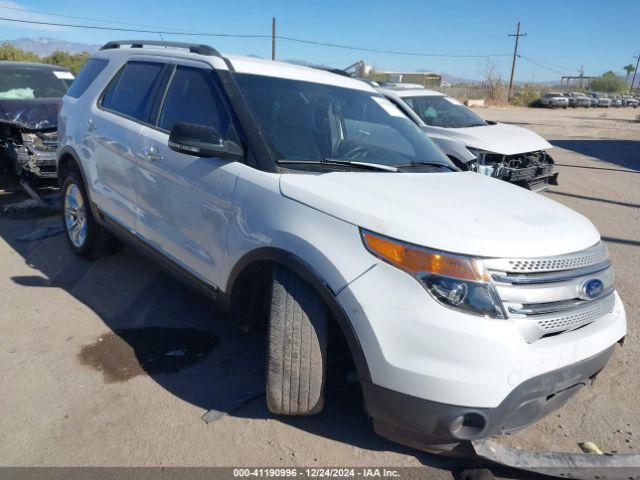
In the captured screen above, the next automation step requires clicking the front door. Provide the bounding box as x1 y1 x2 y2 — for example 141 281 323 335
136 62 242 287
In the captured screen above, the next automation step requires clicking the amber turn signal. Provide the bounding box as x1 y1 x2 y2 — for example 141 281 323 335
362 230 489 282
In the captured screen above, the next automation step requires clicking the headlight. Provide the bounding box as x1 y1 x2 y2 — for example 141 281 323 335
361 230 505 319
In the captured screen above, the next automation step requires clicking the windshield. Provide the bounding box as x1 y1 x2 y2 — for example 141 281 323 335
233 73 452 169
401 94 487 128
0 67 71 100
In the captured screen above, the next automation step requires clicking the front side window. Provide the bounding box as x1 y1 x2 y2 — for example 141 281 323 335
158 66 230 135
0 67 70 99
234 73 450 168
101 61 165 122
402 95 487 128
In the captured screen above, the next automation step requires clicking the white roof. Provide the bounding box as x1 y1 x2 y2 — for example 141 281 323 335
377 87 445 98
93 46 375 93
225 54 374 91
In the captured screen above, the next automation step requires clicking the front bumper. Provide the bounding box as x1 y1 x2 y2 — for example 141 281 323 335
337 260 626 445
364 345 615 447
15 146 58 179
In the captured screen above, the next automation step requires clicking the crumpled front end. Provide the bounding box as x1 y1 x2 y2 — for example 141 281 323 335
471 149 558 192
0 121 58 180
15 129 59 179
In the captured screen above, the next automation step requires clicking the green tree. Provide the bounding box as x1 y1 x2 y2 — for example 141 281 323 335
590 71 627 92
0 42 41 62
43 51 90 74
623 64 636 83
0 42 90 74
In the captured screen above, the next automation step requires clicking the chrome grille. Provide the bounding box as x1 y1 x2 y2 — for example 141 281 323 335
485 241 615 342
536 293 615 332
484 242 608 273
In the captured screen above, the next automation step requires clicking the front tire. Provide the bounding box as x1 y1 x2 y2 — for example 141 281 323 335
266 266 328 416
62 172 120 258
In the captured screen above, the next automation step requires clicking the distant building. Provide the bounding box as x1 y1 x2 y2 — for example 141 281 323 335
368 70 442 88
342 61 442 88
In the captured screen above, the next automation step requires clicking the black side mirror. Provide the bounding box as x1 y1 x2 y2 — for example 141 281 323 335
168 122 243 161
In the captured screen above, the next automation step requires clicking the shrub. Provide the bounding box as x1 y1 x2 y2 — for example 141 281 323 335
510 85 541 107
0 42 89 73
590 71 627 93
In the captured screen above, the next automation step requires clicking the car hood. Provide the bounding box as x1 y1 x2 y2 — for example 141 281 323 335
0 98 61 130
425 122 552 156
280 171 600 258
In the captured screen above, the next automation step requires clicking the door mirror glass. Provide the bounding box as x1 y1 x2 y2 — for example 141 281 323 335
168 122 243 161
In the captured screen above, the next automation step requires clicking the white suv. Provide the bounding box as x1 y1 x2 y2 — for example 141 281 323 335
57 41 626 449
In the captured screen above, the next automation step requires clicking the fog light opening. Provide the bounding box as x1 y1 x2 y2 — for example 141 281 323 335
450 412 487 439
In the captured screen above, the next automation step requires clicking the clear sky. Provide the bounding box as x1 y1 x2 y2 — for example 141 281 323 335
0 0 638 81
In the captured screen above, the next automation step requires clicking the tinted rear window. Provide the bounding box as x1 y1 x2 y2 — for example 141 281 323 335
101 61 165 122
66 59 108 98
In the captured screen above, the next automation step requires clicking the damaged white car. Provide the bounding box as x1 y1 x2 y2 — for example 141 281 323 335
379 86 559 191
0 61 73 183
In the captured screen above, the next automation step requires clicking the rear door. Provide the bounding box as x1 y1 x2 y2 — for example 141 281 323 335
136 60 242 287
86 58 170 232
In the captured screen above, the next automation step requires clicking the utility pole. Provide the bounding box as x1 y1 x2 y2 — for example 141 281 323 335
578 65 584 88
271 17 276 60
507 21 527 101
630 54 639 94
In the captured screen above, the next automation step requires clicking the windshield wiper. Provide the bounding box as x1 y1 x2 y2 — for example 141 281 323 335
276 158 398 172
394 161 458 171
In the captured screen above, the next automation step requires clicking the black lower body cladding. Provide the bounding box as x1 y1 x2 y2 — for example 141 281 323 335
362 346 615 449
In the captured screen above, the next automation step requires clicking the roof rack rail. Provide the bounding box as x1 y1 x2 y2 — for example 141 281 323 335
100 40 220 57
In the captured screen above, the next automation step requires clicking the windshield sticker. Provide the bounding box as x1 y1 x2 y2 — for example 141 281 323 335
443 96 463 105
53 71 75 80
371 96 404 117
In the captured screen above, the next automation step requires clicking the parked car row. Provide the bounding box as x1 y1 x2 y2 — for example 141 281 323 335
50 40 625 451
539 91 639 108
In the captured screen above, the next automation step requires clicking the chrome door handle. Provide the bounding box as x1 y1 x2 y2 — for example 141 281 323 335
85 118 96 131
143 146 163 161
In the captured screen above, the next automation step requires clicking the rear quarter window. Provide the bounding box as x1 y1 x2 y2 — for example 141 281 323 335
100 61 165 123
66 58 108 99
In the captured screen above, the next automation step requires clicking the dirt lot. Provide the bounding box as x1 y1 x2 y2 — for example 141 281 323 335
0 106 638 475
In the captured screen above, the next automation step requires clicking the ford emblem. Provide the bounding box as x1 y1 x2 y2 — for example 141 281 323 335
580 279 604 299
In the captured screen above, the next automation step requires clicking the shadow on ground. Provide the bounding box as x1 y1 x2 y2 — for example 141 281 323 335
0 184 462 473
550 139 640 173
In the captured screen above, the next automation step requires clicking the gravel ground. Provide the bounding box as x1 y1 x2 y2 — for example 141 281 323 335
0 106 638 476
480 106 640 455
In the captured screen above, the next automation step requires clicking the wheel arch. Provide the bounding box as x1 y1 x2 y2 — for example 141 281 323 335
222 247 372 383
57 146 100 219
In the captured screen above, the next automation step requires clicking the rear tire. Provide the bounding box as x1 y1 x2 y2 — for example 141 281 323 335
61 171 121 258
266 266 328 415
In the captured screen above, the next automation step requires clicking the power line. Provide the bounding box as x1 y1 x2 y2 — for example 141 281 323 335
0 4 179 30
518 55 568 75
0 6 594 73
0 15 512 59
0 16 271 38
518 54 574 72
277 35 511 58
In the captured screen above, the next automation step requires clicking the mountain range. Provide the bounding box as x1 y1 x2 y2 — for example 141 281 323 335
4 37 100 56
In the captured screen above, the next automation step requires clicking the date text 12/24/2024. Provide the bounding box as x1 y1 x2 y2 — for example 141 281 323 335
233 469 401 478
